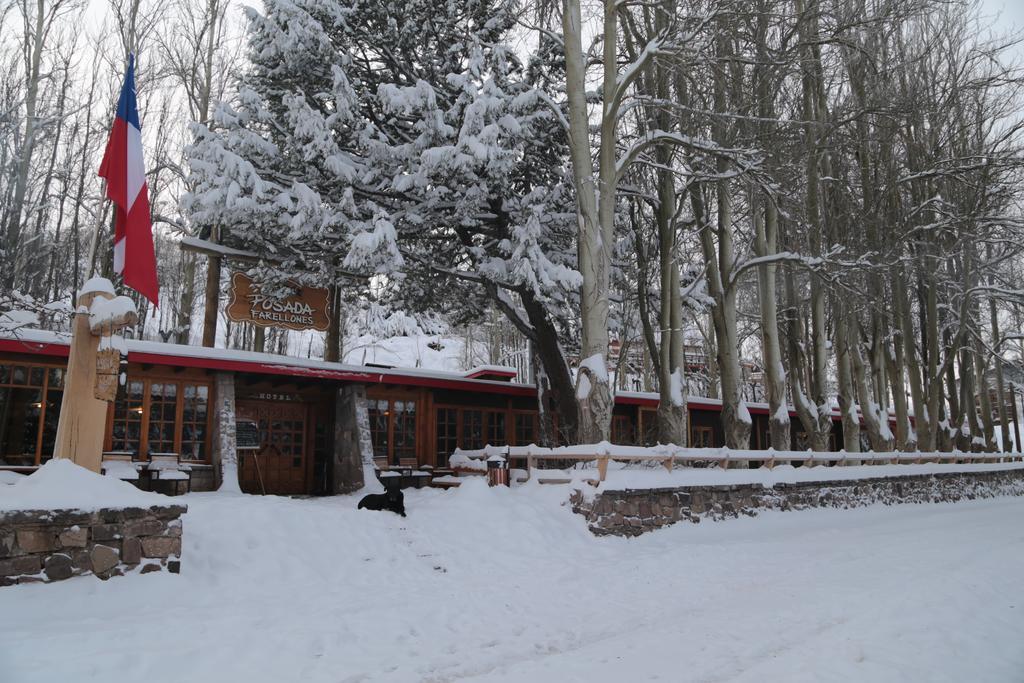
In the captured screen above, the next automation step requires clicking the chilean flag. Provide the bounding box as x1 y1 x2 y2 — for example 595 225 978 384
99 53 159 306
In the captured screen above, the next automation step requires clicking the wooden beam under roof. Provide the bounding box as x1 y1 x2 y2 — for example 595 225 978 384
178 236 369 280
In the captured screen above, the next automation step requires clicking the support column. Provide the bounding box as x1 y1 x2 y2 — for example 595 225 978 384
1012 386 1022 453
53 279 136 472
333 385 374 493
212 372 240 492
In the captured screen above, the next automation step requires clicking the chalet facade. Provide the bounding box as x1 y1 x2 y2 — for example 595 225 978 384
0 329 844 495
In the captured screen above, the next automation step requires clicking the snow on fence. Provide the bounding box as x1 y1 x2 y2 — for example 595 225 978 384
450 442 1024 484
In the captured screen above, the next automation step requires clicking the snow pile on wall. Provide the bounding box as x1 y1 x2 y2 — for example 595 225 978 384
0 459 168 512
574 466 1024 537
0 471 25 486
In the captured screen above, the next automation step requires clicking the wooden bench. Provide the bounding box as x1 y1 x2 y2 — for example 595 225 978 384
147 453 192 495
101 451 142 482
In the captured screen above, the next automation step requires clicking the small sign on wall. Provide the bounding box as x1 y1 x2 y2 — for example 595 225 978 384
227 272 330 331
236 420 261 451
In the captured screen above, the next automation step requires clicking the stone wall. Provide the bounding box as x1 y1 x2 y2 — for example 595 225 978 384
0 504 186 586
571 468 1024 537
211 371 237 492
333 385 371 494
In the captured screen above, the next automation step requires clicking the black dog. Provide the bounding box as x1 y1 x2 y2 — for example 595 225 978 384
357 489 406 517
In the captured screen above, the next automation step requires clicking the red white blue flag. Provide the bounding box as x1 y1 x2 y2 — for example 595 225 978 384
99 53 159 306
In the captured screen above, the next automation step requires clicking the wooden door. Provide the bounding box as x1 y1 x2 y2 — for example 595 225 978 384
237 401 308 495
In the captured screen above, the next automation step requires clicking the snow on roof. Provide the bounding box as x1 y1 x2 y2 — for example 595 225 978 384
0 329 877 421
0 327 535 394
0 458 170 512
463 365 518 379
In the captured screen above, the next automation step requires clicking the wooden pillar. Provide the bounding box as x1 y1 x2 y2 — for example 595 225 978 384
324 284 341 362
1011 386 1021 453
53 280 137 472
201 228 221 348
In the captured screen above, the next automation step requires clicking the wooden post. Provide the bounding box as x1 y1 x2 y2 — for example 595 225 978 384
201 228 221 348
324 284 340 362
1010 385 1021 452
52 279 137 472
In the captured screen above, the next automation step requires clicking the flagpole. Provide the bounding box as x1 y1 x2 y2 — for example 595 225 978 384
84 179 108 280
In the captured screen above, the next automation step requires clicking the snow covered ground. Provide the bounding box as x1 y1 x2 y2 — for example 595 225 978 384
1 479 1022 682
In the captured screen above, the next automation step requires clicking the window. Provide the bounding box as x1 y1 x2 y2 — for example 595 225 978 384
393 400 417 464
487 411 506 447
367 395 418 466
147 382 178 454
462 409 484 450
108 377 212 462
639 408 658 446
111 380 145 455
435 408 458 466
611 415 635 445
0 362 65 466
513 412 537 446
691 425 714 448
368 399 390 464
180 384 209 461
39 368 65 461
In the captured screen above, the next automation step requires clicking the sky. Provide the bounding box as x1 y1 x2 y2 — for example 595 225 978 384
979 0 1024 62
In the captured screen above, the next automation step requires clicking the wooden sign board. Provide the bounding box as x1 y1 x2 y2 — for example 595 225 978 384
94 347 121 401
227 272 330 332
236 419 261 451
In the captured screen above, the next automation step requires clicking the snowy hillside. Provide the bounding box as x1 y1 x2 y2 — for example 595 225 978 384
1 482 1022 682
342 334 485 373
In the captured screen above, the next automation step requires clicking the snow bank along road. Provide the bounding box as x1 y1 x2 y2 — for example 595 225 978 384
1 480 1022 682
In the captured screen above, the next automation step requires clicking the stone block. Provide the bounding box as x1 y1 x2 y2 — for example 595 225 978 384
99 567 124 581
43 553 73 582
140 563 162 574
91 524 123 541
164 520 182 538
147 505 187 520
97 509 124 524
125 518 164 537
16 529 58 553
68 550 91 572
122 537 141 565
120 507 151 521
168 560 181 574
0 555 41 577
49 510 97 526
90 545 120 575
58 527 88 548
141 536 181 559
0 531 17 556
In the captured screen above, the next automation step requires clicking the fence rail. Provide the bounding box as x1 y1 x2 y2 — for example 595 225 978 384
450 444 1024 484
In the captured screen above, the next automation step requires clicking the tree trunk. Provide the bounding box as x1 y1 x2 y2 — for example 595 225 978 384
4 0 47 287
834 301 861 452
753 194 789 450
561 0 612 444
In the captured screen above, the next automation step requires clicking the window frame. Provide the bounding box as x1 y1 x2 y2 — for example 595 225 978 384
0 361 66 466
105 375 213 462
